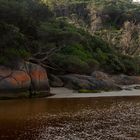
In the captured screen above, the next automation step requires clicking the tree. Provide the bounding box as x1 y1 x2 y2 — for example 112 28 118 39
120 21 140 55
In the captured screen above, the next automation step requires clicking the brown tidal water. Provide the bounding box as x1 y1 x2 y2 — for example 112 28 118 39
0 97 140 140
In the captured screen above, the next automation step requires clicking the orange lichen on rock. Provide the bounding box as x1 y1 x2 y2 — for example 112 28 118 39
0 62 50 94
12 71 31 84
30 70 47 80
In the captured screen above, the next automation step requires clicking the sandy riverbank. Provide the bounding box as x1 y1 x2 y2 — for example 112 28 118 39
49 85 140 98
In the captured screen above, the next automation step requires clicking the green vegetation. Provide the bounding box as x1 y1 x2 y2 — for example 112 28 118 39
78 89 102 93
0 22 29 67
0 0 140 75
78 88 116 93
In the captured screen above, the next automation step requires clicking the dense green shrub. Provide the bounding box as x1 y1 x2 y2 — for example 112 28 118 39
0 22 29 67
50 54 90 74
60 44 92 60
121 55 140 75
105 54 125 73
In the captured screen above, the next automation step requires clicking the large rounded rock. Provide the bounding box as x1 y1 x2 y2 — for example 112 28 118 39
60 74 120 91
23 62 50 91
91 71 109 80
0 66 30 92
60 74 93 90
0 62 50 96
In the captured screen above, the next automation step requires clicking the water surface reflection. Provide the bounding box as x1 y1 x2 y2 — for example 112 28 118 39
0 97 139 140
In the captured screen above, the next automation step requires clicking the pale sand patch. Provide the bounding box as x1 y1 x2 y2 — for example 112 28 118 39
49 86 140 98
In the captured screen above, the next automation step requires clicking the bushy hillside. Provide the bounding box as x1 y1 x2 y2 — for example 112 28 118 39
0 0 140 75
47 0 140 54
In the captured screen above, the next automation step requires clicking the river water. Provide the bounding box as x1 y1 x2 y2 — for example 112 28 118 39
0 97 140 140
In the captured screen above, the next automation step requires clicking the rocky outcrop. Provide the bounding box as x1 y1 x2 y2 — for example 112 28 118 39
91 71 110 80
59 71 140 91
91 71 140 86
0 66 30 92
59 73 121 91
112 74 140 85
49 74 64 87
24 62 50 92
0 62 50 97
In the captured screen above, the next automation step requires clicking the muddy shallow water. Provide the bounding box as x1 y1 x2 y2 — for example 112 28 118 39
0 97 140 140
